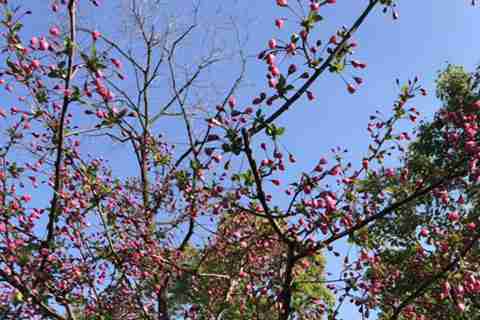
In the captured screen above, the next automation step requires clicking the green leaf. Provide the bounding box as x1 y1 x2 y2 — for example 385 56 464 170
275 126 285 136
242 170 255 186
70 86 82 102
6 59 20 74
329 60 345 73
278 74 287 88
35 90 48 103
302 11 323 30
266 125 275 137
4 11 12 23
12 22 23 33
13 291 23 304
47 69 64 79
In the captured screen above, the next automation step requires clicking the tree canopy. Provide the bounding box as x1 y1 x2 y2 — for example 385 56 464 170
0 1 479 319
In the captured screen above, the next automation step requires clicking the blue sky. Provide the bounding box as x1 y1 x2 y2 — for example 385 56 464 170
22 0 479 170
5 0 480 318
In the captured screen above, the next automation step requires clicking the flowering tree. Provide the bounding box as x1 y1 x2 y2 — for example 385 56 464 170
368 65 480 319
0 0 478 319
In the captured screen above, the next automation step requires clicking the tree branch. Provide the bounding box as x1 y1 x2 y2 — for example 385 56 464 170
248 0 380 137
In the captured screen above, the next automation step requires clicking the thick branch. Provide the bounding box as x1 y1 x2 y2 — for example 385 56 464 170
241 128 291 245
279 246 295 320
45 0 77 247
321 170 466 247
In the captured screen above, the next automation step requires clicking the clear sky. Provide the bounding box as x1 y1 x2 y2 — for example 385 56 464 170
9 0 480 318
